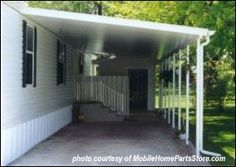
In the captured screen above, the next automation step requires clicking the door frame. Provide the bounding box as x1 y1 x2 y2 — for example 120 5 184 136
127 68 148 111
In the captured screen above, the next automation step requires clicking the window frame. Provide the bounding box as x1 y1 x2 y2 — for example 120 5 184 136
25 23 35 87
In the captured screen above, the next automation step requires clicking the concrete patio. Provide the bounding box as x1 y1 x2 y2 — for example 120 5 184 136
10 116 210 166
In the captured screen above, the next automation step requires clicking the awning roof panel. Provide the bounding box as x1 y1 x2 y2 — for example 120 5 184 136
21 7 214 60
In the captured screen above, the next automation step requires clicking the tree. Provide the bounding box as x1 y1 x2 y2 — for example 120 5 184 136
28 1 105 15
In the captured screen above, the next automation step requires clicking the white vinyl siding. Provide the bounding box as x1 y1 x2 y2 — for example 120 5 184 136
2 3 78 129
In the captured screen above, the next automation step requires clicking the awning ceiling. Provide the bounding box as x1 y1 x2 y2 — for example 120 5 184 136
21 7 214 60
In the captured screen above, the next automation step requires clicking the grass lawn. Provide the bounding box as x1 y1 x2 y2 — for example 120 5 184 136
155 95 235 166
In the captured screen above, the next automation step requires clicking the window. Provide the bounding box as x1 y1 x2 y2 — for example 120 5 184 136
22 20 37 87
57 40 66 85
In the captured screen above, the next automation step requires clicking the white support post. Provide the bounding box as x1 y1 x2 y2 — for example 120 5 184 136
163 62 165 115
159 62 163 112
172 54 176 129
186 45 190 145
159 62 161 112
178 49 182 131
200 43 204 153
162 61 165 115
168 57 171 124
164 59 167 119
196 37 201 156
163 61 165 116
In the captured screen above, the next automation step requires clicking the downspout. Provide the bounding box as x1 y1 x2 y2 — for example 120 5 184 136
199 32 221 157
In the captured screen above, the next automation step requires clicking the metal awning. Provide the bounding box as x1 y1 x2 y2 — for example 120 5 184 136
21 7 214 60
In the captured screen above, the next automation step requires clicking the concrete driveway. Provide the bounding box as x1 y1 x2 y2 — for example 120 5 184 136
10 117 210 166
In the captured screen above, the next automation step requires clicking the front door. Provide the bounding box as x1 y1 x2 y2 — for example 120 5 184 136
128 69 148 110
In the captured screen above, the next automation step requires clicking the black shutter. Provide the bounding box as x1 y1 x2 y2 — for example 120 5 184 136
27 53 33 84
22 20 27 87
79 54 84 74
64 44 66 85
79 65 84 74
56 40 60 85
33 27 37 87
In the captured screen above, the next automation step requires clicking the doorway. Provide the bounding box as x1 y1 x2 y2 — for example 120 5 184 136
128 69 148 111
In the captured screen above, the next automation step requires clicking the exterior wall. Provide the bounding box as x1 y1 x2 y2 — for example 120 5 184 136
2 2 78 165
97 57 156 111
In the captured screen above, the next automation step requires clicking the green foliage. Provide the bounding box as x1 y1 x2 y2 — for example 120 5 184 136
28 1 104 15
28 1 235 106
205 55 235 106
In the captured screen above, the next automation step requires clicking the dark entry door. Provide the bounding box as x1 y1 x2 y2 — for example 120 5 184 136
128 69 148 110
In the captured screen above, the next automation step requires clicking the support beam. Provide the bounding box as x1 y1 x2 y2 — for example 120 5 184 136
172 54 175 129
186 45 190 145
178 49 182 131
